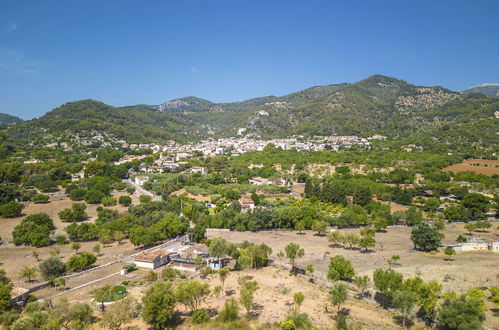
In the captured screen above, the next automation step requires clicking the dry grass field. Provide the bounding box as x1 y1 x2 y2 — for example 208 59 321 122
443 159 499 176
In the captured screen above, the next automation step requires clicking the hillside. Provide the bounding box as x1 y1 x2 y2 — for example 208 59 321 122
7 100 188 144
461 83 499 98
4 75 498 152
0 113 23 125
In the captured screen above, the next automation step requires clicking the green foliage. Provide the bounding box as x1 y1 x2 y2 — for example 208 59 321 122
410 222 443 252
329 282 348 313
328 255 355 281
0 201 23 218
65 222 99 241
101 196 117 206
218 297 239 322
141 281 176 328
437 294 486 330
392 290 416 328
373 268 403 304
12 213 54 247
39 256 66 280
192 309 209 324
118 195 132 206
462 193 489 220
283 310 313 329
66 252 97 271
284 242 305 267
58 203 87 222
84 190 105 204
32 194 49 204
0 283 12 313
174 280 210 313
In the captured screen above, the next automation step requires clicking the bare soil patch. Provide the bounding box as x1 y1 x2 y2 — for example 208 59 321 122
443 159 499 176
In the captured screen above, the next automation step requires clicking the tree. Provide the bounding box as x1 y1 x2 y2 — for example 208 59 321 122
462 193 489 220
403 277 442 322
344 233 359 249
218 297 239 322
423 198 440 212
444 246 456 261
19 266 36 282
0 283 12 313
32 194 50 204
32 250 40 262
250 192 260 205
359 227 376 251
444 205 468 222
239 279 259 315
100 296 138 330
141 281 176 328
12 213 54 247
387 255 400 269
353 185 371 206
93 243 101 256
174 280 210 313
328 231 344 247
353 275 370 297
437 294 485 330
54 298 93 330
328 255 355 281
293 292 305 311
464 222 476 235
294 220 305 235
392 290 416 329
373 268 403 306
71 242 81 254
219 267 230 292
59 203 87 222
329 282 348 313
312 220 328 236
39 256 66 280
410 222 443 252
373 215 389 232
0 201 23 218
284 242 305 269
66 252 97 271
118 195 132 207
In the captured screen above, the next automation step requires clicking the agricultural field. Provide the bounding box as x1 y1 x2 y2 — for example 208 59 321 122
443 159 499 176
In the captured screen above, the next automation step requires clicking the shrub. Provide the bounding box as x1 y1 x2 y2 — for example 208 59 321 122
118 195 132 206
12 213 54 247
101 196 117 206
39 256 66 280
139 195 152 204
32 194 49 204
218 298 239 322
84 190 105 204
0 201 23 218
192 309 209 324
55 235 69 245
66 252 97 271
69 188 87 201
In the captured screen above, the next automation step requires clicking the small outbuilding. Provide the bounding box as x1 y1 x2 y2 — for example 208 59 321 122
134 250 171 269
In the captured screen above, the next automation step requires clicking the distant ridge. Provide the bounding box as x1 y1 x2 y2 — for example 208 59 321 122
461 83 499 98
0 113 23 125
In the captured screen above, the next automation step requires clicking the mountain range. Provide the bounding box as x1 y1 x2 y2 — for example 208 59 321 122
0 113 23 126
461 84 499 98
3 75 498 151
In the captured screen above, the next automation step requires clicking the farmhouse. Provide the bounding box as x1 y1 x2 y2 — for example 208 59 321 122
444 237 499 253
133 250 171 269
239 197 255 211
134 176 149 186
190 167 206 174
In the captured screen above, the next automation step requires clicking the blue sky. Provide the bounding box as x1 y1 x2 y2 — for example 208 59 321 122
1 0 498 119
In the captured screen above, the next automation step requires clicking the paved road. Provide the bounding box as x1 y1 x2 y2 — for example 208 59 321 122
124 179 161 200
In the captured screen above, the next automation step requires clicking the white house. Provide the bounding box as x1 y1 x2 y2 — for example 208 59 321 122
191 167 206 175
134 176 149 186
239 197 255 212
134 250 171 269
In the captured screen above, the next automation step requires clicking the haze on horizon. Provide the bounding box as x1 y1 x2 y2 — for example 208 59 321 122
1 0 498 119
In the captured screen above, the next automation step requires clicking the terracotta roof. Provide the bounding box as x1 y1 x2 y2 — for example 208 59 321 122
239 197 254 205
134 250 169 262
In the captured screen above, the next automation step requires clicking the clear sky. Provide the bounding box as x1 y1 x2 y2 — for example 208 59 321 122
1 0 498 119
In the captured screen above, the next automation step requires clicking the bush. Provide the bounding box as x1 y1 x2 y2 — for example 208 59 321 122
284 311 313 329
139 195 152 204
118 195 132 206
55 235 69 245
39 257 66 280
84 190 105 204
12 213 54 247
101 196 117 206
218 298 239 322
58 203 88 222
66 252 97 271
192 309 209 324
69 188 87 201
32 194 49 204
0 201 23 218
